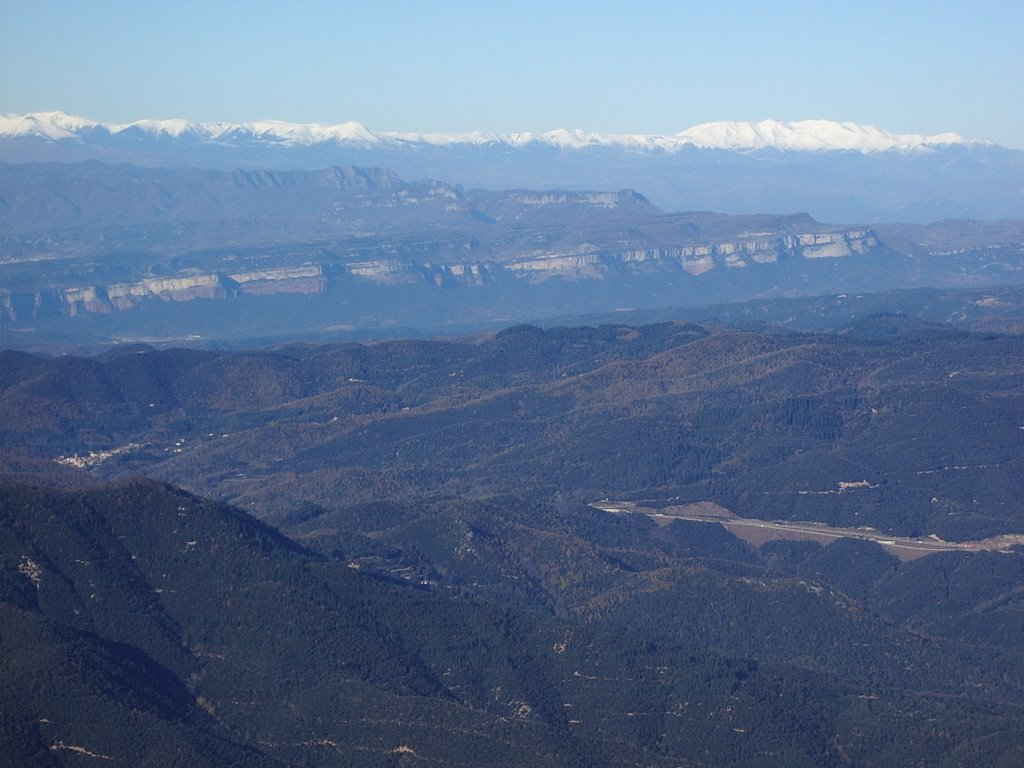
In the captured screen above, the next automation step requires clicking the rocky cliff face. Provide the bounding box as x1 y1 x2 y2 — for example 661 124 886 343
3 268 328 320
4 164 1019 337
0 228 883 321
504 229 878 281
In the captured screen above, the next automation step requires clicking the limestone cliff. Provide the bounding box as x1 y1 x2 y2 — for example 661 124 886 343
0 227 884 321
505 229 879 281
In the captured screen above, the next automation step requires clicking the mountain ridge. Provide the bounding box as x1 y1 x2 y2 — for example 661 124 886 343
9 472 1022 766
0 111 989 153
3 161 1022 347
6 113 1022 224
3 302 1024 765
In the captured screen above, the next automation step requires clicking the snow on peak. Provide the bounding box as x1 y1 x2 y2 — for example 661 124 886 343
241 119 380 145
0 112 383 146
0 112 981 154
673 119 971 152
121 118 205 138
388 129 502 146
0 111 99 140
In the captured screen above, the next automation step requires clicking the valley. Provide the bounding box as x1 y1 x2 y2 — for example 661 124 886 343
3 299 1024 766
3 0 1024 759
2 117 1024 766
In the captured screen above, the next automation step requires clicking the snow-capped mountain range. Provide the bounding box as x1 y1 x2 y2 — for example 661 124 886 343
3 112 1022 224
0 111 981 153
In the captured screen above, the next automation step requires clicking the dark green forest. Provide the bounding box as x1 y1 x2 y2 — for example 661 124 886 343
2 311 1023 765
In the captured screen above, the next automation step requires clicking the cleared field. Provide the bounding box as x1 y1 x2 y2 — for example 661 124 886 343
591 501 1024 561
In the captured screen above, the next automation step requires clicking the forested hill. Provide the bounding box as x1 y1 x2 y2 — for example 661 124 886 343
3 316 1024 765
3 477 1024 766
3 318 1021 541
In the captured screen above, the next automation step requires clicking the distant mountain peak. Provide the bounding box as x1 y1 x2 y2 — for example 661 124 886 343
673 119 973 152
0 111 987 154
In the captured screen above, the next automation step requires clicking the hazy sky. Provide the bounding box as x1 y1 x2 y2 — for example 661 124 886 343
3 0 1022 147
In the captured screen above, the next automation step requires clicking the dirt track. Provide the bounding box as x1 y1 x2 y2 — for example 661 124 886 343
591 501 1024 561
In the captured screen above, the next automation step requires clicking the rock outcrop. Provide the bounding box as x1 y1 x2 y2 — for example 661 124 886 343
0 228 884 321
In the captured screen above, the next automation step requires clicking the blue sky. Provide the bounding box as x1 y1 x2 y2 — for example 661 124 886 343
3 0 1022 147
